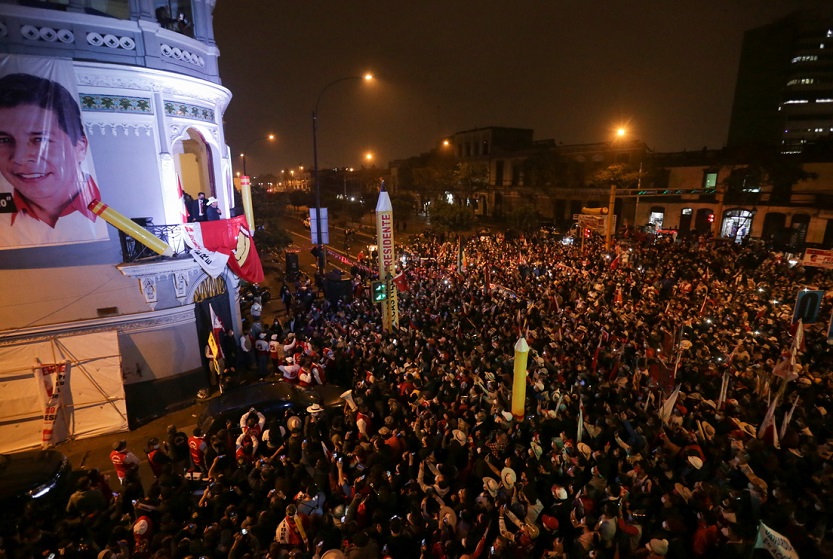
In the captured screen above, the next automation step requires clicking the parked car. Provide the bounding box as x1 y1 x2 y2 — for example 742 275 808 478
0 449 73 537
198 381 346 437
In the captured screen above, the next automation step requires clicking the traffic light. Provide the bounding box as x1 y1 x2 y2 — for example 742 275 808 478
372 281 387 302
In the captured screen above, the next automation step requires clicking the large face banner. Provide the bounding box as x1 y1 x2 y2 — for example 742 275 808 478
0 54 108 249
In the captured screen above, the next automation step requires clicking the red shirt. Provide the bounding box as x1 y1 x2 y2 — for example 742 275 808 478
188 435 207 467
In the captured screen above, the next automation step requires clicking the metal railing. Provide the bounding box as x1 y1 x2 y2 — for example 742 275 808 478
118 223 189 262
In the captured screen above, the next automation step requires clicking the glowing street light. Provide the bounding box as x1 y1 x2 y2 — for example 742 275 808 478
241 133 275 177
312 73 374 274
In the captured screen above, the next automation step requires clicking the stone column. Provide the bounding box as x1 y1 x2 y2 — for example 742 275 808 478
191 0 216 45
129 0 156 22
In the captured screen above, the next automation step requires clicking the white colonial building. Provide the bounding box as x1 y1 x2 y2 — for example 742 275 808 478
0 0 244 451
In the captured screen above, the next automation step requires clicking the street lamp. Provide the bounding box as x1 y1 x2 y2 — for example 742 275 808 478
312 73 373 274
241 133 275 177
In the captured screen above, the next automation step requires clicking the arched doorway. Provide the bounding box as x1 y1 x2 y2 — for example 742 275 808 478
721 209 754 244
193 275 232 388
173 128 217 209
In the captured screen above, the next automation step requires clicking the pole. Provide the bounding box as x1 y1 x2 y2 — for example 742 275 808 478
606 184 616 250
511 336 529 421
242 154 247 177
312 110 325 275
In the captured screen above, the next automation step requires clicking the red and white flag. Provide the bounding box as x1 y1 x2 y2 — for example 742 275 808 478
392 271 409 292
177 175 188 224
209 303 225 358
33 359 70 448
182 215 264 283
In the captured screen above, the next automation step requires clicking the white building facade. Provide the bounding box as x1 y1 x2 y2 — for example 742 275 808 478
0 0 243 451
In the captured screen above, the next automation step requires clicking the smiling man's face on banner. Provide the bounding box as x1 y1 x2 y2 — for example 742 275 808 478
0 103 88 224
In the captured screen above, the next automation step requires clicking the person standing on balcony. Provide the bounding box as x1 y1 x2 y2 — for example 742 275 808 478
190 191 207 222
206 197 221 221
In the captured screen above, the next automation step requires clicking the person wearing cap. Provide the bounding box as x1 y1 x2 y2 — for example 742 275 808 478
109 439 140 485
205 196 221 220
646 537 669 557
254 331 270 377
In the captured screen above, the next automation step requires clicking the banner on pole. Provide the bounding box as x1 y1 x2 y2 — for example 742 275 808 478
33 360 70 448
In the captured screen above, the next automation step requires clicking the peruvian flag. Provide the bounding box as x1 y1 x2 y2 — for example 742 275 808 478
33 360 70 448
614 286 623 306
182 215 264 283
610 253 621 270
177 175 188 223
209 303 225 358
392 271 409 292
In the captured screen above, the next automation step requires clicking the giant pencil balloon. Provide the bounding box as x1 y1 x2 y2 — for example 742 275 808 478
241 176 255 231
512 336 529 421
88 200 174 257
375 182 399 331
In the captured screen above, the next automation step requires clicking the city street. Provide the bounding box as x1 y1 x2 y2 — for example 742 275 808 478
54 212 428 490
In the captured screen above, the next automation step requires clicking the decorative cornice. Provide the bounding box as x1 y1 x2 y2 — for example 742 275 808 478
74 64 231 109
80 94 153 114
117 255 200 277
164 100 214 122
86 32 136 51
20 23 75 45
83 121 154 137
160 43 205 67
0 306 196 347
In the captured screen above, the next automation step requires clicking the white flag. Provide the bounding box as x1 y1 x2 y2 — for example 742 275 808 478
659 384 681 424
754 522 799 559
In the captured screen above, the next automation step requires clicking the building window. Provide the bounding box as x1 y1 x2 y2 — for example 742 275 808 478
495 161 504 187
682 208 692 216
703 171 718 189
511 162 521 186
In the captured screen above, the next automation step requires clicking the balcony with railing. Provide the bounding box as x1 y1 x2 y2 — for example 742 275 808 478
0 0 219 83
118 220 190 263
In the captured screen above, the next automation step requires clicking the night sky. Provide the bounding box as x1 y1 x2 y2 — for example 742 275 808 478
213 1 830 177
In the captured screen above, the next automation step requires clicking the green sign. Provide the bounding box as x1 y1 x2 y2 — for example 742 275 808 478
372 281 387 302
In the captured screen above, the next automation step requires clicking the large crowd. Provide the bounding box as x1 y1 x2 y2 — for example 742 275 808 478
5 230 833 559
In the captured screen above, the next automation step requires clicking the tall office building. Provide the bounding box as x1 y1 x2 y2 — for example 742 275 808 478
728 10 833 154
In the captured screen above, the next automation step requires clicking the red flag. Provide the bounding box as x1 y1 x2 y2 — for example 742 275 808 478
649 360 674 392
610 254 621 270
591 345 601 373
392 271 409 292
608 353 621 380
615 287 623 306
196 215 264 283
177 175 188 224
